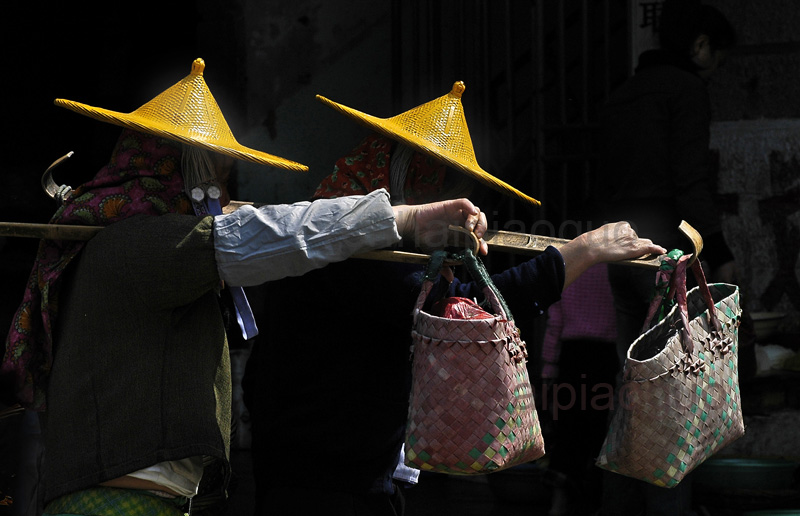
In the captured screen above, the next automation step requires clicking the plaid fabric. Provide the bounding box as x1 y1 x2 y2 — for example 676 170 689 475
44 487 187 516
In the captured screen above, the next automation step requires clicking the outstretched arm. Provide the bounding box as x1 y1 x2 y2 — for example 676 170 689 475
558 221 666 288
214 190 488 286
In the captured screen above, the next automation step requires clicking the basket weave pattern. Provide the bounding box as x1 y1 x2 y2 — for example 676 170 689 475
405 281 545 474
597 281 743 487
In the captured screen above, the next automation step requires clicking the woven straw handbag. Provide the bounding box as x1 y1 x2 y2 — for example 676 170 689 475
404 249 545 474
596 254 744 487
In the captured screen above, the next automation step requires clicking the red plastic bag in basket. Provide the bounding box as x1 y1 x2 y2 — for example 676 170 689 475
431 297 494 319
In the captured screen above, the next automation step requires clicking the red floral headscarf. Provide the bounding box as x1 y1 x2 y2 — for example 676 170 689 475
2 129 193 410
312 134 448 204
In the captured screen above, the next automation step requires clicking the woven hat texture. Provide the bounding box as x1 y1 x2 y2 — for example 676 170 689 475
596 275 743 487
55 58 307 171
316 82 540 206
405 253 545 474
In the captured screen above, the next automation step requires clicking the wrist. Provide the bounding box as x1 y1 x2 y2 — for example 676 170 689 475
392 206 415 241
577 232 602 265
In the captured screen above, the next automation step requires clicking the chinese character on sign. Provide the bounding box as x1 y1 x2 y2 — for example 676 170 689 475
639 1 663 31
629 0 665 73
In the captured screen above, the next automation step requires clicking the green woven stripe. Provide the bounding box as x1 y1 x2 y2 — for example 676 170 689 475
45 487 185 516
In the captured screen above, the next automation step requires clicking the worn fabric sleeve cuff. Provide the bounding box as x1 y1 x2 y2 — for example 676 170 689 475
213 189 400 286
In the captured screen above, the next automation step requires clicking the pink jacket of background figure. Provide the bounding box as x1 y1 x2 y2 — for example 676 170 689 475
541 263 618 379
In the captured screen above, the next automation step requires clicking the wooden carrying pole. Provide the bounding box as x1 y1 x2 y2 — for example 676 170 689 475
0 222 102 241
0 220 703 270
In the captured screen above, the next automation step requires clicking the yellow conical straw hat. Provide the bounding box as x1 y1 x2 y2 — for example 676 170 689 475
55 58 308 171
316 82 540 206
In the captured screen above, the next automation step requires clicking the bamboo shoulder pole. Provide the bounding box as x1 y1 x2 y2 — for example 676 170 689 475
0 219 703 271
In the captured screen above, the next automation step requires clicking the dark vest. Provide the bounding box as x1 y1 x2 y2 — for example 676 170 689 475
43 214 231 503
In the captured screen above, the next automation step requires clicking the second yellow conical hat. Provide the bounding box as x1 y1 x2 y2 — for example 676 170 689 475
316 82 540 206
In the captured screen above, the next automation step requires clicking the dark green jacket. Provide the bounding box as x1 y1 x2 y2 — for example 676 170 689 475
43 214 231 503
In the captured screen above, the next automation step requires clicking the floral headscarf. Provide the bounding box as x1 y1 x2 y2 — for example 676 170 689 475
312 134 448 204
2 129 193 410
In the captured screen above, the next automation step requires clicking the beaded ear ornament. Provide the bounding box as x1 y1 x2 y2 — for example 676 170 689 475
182 145 223 212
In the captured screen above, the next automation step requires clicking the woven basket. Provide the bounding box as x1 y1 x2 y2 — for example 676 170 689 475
404 250 545 474
596 256 744 487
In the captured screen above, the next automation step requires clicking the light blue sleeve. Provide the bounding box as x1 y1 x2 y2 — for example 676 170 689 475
212 189 400 286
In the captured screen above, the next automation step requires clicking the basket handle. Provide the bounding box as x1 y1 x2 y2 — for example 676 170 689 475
654 255 723 354
412 248 515 322
411 250 448 319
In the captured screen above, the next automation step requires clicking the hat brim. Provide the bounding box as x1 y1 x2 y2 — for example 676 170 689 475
55 99 308 172
316 95 540 206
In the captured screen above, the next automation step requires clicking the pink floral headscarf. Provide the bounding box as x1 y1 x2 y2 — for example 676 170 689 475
2 129 193 410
